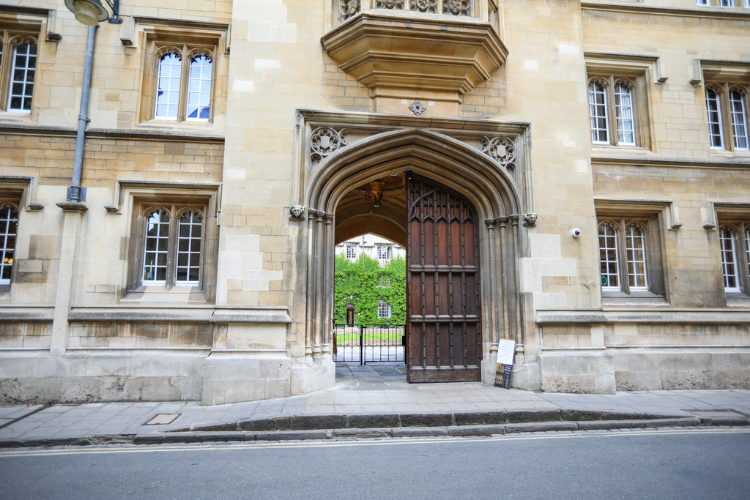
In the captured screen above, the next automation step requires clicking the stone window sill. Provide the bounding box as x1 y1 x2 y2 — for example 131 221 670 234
137 119 215 133
602 291 669 308
121 285 208 304
726 292 750 308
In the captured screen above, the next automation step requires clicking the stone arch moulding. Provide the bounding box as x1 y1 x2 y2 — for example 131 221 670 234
294 112 534 385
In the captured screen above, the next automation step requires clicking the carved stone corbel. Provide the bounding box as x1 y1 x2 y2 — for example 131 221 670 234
290 204 305 220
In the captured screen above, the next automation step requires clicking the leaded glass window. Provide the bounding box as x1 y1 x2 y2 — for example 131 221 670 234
614 83 635 145
589 81 609 144
0 204 18 285
187 54 212 121
719 226 739 291
176 211 202 284
705 88 724 149
155 52 182 119
625 224 648 290
377 301 392 319
143 209 170 284
729 90 749 151
8 41 36 112
598 222 619 290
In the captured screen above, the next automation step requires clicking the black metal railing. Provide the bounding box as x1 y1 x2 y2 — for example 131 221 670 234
333 323 406 364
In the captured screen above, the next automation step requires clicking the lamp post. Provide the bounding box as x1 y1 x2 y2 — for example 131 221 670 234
62 1 122 202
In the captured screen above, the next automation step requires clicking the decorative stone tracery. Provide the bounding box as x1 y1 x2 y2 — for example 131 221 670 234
410 0 437 13
443 0 470 15
480 137 516 170
311 127 348 162
376 0 405 9
339 0 360 20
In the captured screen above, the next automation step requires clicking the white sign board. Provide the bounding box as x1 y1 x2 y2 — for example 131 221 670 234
497 339 516 366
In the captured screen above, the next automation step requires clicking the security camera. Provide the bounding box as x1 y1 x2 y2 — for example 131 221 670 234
571 228 582 238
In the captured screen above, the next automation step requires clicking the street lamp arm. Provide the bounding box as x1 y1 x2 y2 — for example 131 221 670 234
102 0 122 24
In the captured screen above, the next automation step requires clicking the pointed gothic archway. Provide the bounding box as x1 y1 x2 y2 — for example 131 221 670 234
302 126 528 384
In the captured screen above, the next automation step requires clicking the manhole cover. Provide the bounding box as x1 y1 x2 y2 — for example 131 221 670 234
144 413 182 425
687 409 746 419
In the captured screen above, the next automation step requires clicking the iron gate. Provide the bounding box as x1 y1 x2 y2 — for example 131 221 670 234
333 324 406 364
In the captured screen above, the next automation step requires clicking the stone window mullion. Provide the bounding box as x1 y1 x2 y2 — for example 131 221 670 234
607 76 618 146
617 218 631 294
166 207 178 289
177 44 189 122
721 84 736 152
0 31 8 113
737 222 750 294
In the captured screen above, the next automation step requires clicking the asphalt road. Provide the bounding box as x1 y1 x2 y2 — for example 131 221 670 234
1 428 749 499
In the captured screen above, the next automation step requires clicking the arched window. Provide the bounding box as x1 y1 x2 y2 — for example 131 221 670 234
588 81 609 144
705 87 724 149
187 54 212 121
625 223 647 290
719 226 739 292
176 210 202 284
0 204 18 284
7 41 37 112
154 52 182 119
614 83 635 145
729 90 749 151
143 209 170 284
598 222 619 290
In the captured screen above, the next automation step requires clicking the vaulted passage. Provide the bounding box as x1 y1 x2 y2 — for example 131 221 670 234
304 128 526 384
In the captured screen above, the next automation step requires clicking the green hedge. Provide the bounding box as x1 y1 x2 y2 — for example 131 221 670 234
334 253 406 325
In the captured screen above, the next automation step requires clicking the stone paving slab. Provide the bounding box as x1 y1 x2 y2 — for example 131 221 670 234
0 405 44 429
0 364 748 444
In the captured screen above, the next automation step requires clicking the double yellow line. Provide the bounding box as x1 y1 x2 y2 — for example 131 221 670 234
0 427 746 458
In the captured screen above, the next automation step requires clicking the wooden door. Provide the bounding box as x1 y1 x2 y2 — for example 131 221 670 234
406 174 482 382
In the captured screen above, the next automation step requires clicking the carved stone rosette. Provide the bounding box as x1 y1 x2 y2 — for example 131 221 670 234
311 128 348 162
480 137 516 170
409 99 427 116
340 0 361 21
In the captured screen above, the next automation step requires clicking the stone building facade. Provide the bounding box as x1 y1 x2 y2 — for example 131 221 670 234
0 0 748 403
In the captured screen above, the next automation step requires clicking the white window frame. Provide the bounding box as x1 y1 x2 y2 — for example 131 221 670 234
719 226 740 292
175 210 203 285
149 45 215 123
346 245 356 259
588 80 609 144
154 51 183 120
377 301 392 319
705 87 725 150
6 40 37 114
695 0 709 4
598 222 620 291
720 0 734 6
142 209 171 285
186 53 213 122
729 90 749 151
625 223 648 291
614 83 636 146
377 245 390 262
0 203 18 285
139 205 206 288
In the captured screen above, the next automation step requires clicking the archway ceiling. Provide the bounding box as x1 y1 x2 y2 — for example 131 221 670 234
334 176 407 246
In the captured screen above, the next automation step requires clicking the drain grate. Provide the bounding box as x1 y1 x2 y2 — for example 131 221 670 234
687 409 747 419
144 413 183 426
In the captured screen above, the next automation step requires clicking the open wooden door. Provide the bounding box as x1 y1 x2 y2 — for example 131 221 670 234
406 174 482 382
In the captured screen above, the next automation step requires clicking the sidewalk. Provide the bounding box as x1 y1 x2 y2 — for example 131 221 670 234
1 363 748 447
